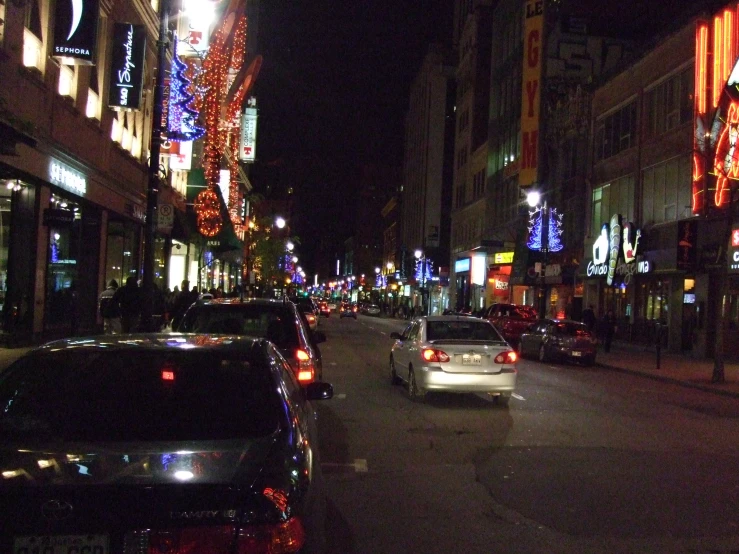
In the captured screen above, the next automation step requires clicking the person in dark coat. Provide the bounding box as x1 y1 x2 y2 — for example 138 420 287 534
581 304 596 332
602 309 618 353
113 276 142 333
170 280 197 330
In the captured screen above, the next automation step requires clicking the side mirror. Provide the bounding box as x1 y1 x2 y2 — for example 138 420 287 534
390 332 402 340
312 331 327 344
305 381 333 400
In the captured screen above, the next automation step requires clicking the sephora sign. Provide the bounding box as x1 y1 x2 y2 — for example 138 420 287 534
108 24 146 110
53 0 100 65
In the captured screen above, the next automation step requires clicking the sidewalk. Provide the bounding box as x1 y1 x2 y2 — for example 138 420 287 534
597 341 739 398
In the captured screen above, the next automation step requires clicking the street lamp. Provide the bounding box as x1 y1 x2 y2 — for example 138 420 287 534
527 191 549 320
275 216 286 229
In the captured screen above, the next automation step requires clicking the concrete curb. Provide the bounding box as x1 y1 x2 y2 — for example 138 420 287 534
596 361 739 399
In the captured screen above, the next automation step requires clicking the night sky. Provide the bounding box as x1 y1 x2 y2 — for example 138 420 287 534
252 0 453 273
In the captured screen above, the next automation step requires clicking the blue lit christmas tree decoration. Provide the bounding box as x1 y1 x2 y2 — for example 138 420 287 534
375 273 387 288
414 258 433 282
527 206 564 252
167 38 205 142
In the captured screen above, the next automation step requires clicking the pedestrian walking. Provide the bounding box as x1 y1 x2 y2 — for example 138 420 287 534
170 280 197 330
602 309 617 353
582 304 596 332
113 276 142 333
99 279 121 334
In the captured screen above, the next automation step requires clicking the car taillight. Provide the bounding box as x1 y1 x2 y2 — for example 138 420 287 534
422 348 450 362
352 306 357 312
143 519 306 554
307 314 316 323
293 349 314 382
237 518 306 554
494 351 517 364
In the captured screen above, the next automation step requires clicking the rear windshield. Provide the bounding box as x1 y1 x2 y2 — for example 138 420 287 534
180 305 300 348
427 320 503 341
554 322 591 336
0 348 282 442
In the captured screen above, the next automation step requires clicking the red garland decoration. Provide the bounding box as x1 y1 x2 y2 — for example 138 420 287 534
194 188 223 237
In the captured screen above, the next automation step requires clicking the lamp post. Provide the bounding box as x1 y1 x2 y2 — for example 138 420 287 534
140 0 170 332
527 191 549 320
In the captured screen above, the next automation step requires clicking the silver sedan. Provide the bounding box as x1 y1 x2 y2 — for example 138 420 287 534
389 315 517 405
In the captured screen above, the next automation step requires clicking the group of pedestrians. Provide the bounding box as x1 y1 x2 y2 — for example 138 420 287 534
98 278 202 334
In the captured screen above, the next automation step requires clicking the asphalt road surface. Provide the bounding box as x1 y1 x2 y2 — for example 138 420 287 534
315 312 739 554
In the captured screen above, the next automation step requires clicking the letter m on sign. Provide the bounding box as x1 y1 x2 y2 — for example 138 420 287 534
521 130 538 170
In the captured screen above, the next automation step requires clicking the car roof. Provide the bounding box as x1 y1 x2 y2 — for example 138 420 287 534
33 333 269 353
422 315 489 322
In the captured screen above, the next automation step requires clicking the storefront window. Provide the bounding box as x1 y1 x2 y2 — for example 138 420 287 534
105 219 140 286
45 197 81 330
154 236 166 291
0 188 11 317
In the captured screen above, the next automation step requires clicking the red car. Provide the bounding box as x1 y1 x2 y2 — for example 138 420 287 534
482 303 538 346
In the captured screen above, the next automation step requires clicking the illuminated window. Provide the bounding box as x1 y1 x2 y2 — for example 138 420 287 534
23 29 43 70
86 90 99 119
642 155 692 225
111 117 123 143
0 3 5 46
58 65 74 97
150 0 160 12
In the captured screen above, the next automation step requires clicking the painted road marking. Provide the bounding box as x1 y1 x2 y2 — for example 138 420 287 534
512 393 525 401
354 459 368 472
336 393 347 399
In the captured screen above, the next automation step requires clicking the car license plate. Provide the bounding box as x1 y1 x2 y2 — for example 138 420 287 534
14 534 108 554
462 354 482 365
572 351 582 357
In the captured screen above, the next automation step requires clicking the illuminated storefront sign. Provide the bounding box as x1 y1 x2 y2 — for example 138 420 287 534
239 106 258 162
108 23 146 110
48 160 86 196
494 252 514 264
53 0 100 65
169 140 193 171
730 225 739 273
455 258 470 273
177 0 214 58
519 0 544 188
586 214 648 284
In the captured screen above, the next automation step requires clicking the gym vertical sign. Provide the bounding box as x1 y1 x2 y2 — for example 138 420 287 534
520 0 544 188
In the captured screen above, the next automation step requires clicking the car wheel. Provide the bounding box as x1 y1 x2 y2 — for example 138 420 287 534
494 393 511 407
538 344 548 363
389 356 402 385
407 366 426 401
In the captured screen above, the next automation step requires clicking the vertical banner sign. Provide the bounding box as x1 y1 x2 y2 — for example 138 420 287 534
520 0 544 188
606 214 622 286
53 0 100 64
108 24 146 110
239 107 258 162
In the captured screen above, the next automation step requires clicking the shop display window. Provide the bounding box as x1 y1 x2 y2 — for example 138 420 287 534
105 219 140 287
0 188 11 319
45 197 81 329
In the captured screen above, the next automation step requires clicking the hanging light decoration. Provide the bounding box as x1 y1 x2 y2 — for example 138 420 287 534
167 38 205 142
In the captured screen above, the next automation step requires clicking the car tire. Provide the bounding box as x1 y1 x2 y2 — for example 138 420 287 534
494 393 511 407
389 356 402 385
538 344 548 363
407 366 426 401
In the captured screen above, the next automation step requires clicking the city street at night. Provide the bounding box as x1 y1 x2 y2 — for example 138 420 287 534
312 314 739 553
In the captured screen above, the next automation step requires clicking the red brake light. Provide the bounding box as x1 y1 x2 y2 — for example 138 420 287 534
494 351 517 364
161 370 175 381
422 348 450 362
237 518 306 554
296 350 310 361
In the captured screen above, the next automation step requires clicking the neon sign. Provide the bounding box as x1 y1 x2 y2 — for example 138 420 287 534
587 214 645 285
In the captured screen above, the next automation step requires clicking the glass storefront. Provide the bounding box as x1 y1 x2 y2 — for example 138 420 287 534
105 218 140 287
45 195 81 332
0 187 10 319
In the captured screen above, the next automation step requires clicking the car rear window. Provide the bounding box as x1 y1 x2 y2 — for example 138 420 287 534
427 320 503 341
180 305 300 348
0 348 282 442
554 322 591 336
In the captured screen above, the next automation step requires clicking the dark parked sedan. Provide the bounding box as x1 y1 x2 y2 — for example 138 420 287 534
0 334 333 553
176 297 326 384
518 319 598 365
